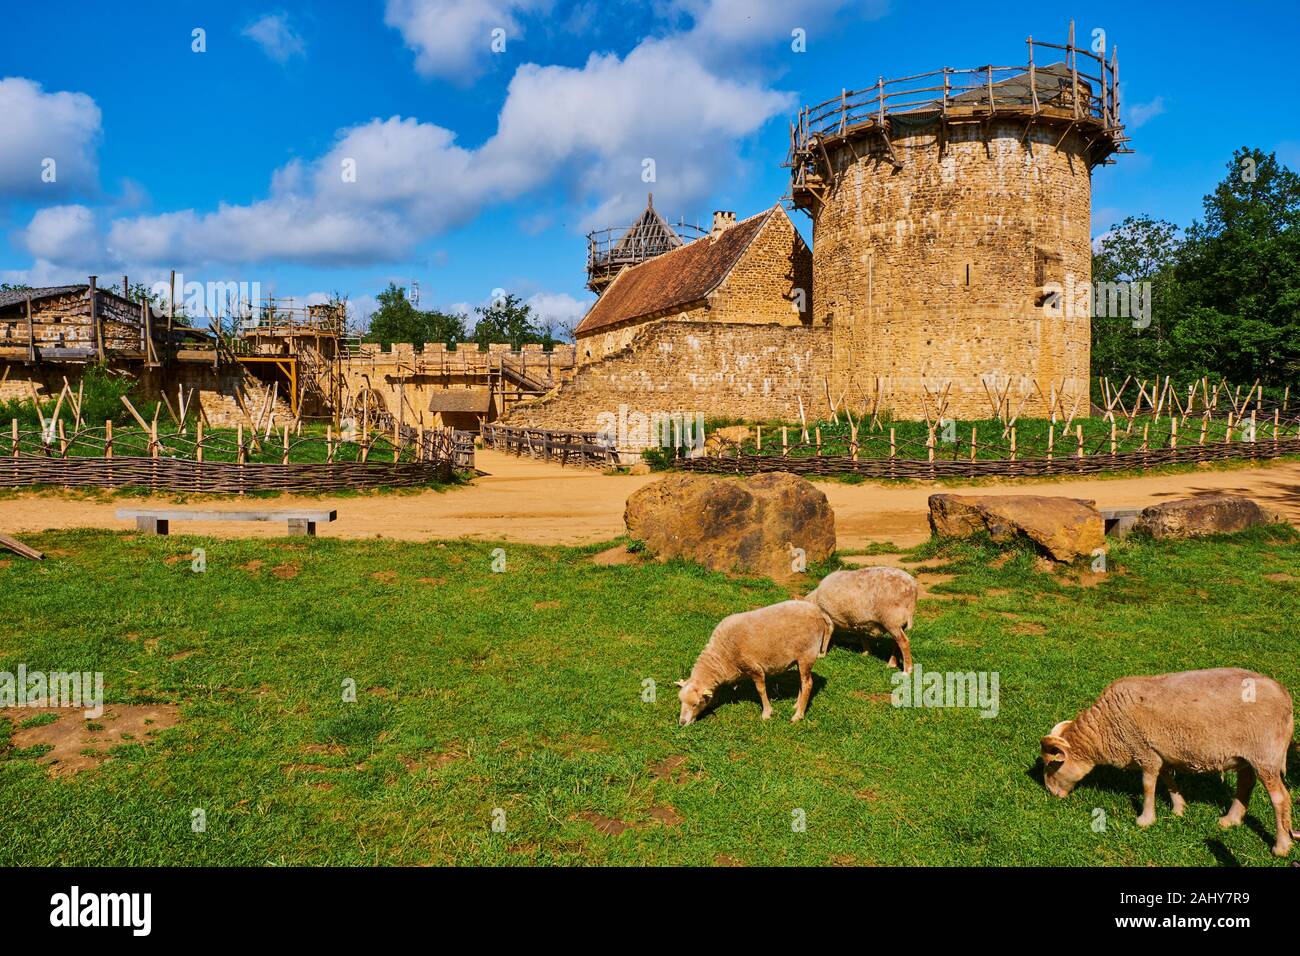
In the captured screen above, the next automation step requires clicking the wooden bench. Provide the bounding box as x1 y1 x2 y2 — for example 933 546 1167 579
115 508 337 537
1100 507 1141 538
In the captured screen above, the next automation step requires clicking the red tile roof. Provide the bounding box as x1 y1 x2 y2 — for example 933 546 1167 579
574 208 775 337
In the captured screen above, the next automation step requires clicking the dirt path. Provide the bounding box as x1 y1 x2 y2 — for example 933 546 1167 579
2 449 1298 549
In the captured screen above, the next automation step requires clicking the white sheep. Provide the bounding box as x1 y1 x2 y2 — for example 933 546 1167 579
1042 667 1295 855
677 600 834 725
804 566 919 672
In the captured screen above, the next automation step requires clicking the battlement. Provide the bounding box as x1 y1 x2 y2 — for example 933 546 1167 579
788 27 1128 211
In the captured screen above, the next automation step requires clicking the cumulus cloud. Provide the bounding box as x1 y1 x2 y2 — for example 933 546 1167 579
242 12 307 62
21 205 100 262
384 0 543 82
16 2 807 276
1125 96 1165 129
0 77 101 200
525 290 592 336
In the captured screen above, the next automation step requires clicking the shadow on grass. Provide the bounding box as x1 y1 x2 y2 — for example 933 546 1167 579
690 672 829 723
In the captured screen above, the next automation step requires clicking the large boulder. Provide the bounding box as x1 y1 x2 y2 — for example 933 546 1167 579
624 472 835 579
928 494 1105 562
1134 494 1287 540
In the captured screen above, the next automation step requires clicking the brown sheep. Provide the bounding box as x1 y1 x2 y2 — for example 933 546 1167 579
1041 667 1295 856
676 600 834 725
804 567 918 672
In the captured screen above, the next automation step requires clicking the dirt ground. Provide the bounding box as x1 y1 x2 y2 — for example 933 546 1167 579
2 449 1298 550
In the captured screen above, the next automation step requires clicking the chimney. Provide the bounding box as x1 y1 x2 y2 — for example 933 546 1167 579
710 210 736 239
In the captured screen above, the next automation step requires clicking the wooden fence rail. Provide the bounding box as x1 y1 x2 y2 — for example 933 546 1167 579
675 435 1300 479
2 456 452 493
482 424 617 468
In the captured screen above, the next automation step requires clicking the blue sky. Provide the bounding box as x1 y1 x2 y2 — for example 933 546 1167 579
1 0 1297 332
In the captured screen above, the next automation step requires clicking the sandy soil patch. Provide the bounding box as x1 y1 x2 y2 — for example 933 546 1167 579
2 703 180 776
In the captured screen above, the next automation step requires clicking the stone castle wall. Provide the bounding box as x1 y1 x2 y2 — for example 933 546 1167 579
505 319 832 445
813 118 1094 419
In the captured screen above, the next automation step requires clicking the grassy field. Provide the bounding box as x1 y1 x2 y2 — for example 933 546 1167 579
1 526 1297 866
686 413 1297 462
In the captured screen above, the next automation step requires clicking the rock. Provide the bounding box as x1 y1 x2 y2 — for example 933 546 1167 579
627 462 652 475
624 472 835 579
928 494 1105 562
1133 494 1287 540
704 425 752 454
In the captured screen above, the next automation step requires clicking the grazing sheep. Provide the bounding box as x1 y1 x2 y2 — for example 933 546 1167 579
677 600 834 725
804 567 918 672
1041 667 1295 856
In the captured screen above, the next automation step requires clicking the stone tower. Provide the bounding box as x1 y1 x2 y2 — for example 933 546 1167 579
789 29 1128 419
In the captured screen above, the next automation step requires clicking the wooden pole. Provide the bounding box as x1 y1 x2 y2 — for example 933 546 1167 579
105 419 112 459
196 420 203 462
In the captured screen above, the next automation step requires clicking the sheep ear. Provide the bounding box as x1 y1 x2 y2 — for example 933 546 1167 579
1041 734 1070 762
700 688 713 700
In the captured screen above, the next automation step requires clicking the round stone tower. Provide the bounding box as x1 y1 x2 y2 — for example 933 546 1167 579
789 30 1128 419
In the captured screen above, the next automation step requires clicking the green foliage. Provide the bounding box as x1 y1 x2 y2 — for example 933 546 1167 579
1094 147 1300 385
470 293 552 350
364 283 467 348
0 366 138 428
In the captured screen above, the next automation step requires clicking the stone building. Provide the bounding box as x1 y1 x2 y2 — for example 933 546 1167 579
789 38 1127 419
506 31 1128 442
575 203 815 363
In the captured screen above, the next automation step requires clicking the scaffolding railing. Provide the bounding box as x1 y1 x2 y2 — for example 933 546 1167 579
788 24 1128 191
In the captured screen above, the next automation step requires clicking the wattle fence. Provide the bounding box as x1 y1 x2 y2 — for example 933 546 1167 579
3 414 474 493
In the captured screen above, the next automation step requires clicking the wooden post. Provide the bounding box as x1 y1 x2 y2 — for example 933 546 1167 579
755 425 762 451
1141 422 1149 453
393 420 400 463
196 420 203 462
1047 423 1054 461
327 425 335 463
1250 410 1257 443
1170 417 1178 450
283 425 290 465
781 426 788 457
1110 419 1117 455
58 420 66 457
1076 424 1083 459
90 276 105 363
105 419 112 459
815 426 821 457
168 269 175 333
11 418 17 458
889 427 896 461
1010 427 1016 462
150 420 158 459
25 293 35 363
970 426 977 466
1199 414 1208 446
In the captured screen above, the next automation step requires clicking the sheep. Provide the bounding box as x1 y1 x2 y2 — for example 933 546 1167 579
1041 667 1295 856
803 567 918 672
676 600 834 725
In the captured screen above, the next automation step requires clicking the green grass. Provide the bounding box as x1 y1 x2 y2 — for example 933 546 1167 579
1 527 1297 866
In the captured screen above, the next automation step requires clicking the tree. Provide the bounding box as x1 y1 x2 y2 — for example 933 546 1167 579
363 282 467 348
1090 147 1300 386
470 293 552 349
1090 215 1182 380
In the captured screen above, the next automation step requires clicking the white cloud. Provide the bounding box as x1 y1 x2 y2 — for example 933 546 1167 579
242 12 306 62
21 205 100 262
1125 96 1165 129
384 0 542 82
525 290 592 333
0 77 101 199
